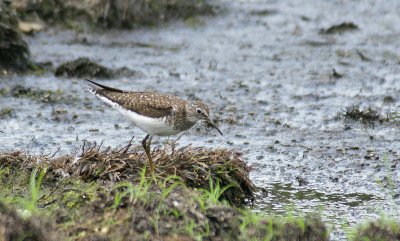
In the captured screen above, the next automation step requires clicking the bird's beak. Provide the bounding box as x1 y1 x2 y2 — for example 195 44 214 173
207 119 223 136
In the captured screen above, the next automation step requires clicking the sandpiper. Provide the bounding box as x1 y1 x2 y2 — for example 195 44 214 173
86 79 223 172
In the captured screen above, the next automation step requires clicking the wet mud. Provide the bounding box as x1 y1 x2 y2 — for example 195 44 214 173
1 0 400 240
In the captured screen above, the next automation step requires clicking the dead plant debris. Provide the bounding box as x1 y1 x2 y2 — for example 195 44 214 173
355 49 372 62
320 22 359 34
342 105 381 126
383 96 395 104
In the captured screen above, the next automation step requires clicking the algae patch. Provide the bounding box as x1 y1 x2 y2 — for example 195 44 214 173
10 85 79 104
0 107 15 119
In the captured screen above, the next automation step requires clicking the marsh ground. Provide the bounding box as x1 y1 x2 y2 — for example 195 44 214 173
1 1 400 240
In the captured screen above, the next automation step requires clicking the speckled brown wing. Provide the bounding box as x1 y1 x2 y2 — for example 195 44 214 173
97 90 178 118
87 79 184 119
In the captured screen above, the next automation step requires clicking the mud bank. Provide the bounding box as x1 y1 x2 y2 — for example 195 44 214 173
13 0 215 29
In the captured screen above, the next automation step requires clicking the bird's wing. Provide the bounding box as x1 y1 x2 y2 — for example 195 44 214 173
87 79 178 118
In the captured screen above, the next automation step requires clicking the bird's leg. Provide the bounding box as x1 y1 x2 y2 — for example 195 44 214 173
142 134 154 173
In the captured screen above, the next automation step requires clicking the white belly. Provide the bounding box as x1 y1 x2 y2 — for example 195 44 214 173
119 108 180 136
96 94 180 136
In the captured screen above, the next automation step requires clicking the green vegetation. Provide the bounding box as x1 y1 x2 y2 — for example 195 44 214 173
199 177 237 205
1 167 47 214
112 167 151 208
26 167 47 213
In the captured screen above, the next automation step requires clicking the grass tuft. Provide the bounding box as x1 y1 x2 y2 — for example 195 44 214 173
349 217 400 241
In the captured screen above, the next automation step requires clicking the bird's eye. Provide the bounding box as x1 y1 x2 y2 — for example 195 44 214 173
196 108 202 114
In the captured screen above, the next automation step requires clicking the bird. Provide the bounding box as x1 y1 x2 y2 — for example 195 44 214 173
86 79 223 173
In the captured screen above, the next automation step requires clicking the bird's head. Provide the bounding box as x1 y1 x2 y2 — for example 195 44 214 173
186 101 223 136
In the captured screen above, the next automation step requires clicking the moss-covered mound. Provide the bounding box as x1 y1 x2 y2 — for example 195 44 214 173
14 0 214 29
0 145 329 240
2 143 254 206
0 1 31 72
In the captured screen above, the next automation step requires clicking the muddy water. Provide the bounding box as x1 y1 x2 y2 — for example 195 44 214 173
1 0 400 240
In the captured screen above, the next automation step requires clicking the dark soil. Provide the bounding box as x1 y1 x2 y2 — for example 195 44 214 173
0 202 56 241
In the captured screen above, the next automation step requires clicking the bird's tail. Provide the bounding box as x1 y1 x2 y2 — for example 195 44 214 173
85 79 124 93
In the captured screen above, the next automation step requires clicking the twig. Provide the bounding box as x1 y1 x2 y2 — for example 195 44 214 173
41 188 87 208
81 141 86 155
121 135 134 154
49 147 61 158
97 140 105 152
355 49 371 62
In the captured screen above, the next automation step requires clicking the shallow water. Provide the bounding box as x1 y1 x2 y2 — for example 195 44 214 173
1 0 400 240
